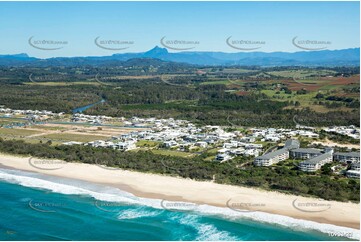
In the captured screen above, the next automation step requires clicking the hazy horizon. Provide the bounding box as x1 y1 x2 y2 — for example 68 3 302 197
0 1 359 58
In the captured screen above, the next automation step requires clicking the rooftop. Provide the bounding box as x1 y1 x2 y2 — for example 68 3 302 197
256 147 288 160
300 152 332 165
291 148 322 154
334 152 360 158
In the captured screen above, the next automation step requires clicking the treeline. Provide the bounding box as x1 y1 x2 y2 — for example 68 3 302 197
319 130 359 145
0 81 359 127
0 139 359 202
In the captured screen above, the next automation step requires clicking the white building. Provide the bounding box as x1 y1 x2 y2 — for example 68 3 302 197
254 148 289 166
299 151 333 172
215 154 232 162
333 152 360 163
346 170 360 179
253 139 299 167
290 148 322 160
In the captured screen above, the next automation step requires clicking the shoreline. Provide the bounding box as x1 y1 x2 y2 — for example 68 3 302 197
0 153 359 230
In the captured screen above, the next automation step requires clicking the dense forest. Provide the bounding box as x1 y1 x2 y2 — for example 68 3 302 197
0 139 359 202
0 65 359 127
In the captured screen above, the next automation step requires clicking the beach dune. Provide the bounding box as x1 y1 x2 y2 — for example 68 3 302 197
0 153 359 229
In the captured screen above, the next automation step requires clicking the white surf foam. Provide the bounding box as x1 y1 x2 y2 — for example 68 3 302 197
172 213 239 241
0 168 359 240
117 207 162 220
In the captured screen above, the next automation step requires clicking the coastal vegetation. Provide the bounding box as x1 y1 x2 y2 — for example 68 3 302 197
0 138 359 203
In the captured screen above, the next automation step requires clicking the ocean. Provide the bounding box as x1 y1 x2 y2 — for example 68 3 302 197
0 168 358 241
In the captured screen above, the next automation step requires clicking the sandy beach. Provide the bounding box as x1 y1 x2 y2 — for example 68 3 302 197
0 153 359 229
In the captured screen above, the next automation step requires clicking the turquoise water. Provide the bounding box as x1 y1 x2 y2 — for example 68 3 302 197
72 99 105 114
0 168 358 241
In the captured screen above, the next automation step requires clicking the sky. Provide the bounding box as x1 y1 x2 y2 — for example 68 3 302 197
0 1 359 58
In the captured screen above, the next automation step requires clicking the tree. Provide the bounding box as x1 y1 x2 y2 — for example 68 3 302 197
321 163 333 175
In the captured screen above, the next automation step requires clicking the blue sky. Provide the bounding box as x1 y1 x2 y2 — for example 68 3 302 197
0 1 359 58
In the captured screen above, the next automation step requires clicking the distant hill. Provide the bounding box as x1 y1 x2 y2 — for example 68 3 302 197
0 47 359 67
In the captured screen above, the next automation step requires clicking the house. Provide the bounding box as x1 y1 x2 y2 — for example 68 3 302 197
87 140 107 148
217 148 230 154
240 137 256 143
215 153 232 162
230 148 245 156
223 142 237 149
243 149 259 157
62 141 83 146
179 142 193 151
195 141 208 148
333 152 360 163
346 170 360 179
299 151 333 172
115 141 136 151
163 140 178 148
290 148 322 160
244 143 263 149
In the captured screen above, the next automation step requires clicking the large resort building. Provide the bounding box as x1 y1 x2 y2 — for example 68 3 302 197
254 138 360 176
299 150 333 172
290 148 322 159
333 152 360 163
254 139 300 167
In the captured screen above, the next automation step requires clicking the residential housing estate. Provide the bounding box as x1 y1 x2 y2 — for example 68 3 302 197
1 105 359 178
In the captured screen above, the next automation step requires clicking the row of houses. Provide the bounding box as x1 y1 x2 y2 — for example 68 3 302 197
72 113 114 124
85 139 137 151
251 128 319 142
322 126 360 140
0 107 64 121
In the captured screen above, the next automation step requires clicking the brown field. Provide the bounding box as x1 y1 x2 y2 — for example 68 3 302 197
282 75 360 91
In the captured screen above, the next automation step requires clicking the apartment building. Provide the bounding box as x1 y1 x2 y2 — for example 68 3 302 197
333 152 360 163
299 151 333 172
254 139 299 167
290 148 322 159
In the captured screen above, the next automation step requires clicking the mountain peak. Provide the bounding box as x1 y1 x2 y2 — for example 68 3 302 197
144 46 168 56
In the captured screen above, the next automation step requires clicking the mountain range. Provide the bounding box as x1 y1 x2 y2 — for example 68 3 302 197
0 47 359 67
